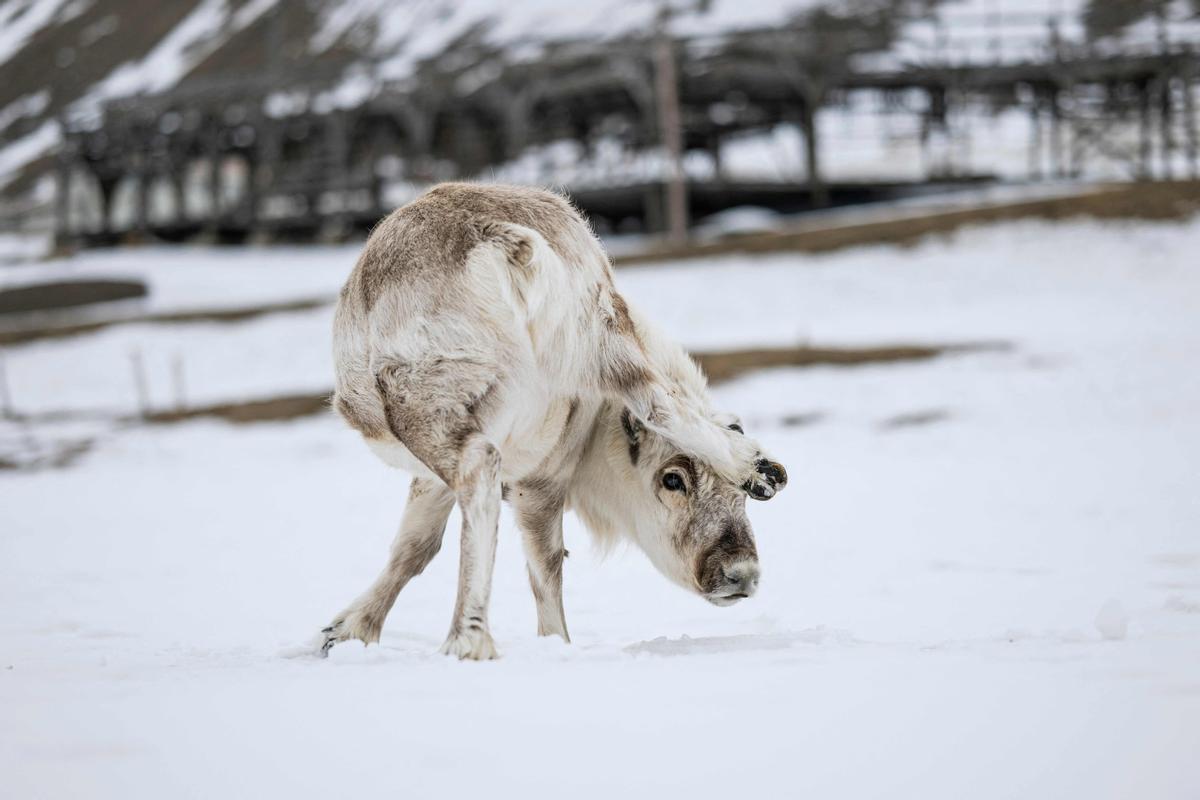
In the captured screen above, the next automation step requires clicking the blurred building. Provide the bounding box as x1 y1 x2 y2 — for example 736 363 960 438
0 0 1197 247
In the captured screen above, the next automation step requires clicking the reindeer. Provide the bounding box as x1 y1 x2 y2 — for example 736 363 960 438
318 183 787 660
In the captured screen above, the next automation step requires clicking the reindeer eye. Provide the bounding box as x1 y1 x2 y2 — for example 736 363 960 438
728 423 744 434
661 472 686 492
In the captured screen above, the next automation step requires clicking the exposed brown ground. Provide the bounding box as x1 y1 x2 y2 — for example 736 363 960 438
145 394 332 425
0 280 147 314
134 340 1006 426
1 340 1005 471
0 297 330 346
692 342 1008 384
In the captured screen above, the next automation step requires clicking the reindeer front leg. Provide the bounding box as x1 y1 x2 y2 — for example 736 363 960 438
511 479 570 641
594 290 787 499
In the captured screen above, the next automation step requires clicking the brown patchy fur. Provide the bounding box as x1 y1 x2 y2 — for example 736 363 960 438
374 357 502 487
607 291 637 336
334 393 388 439
620 407 643 466
694 519 758 595
481 220 535 268
353 182 585 311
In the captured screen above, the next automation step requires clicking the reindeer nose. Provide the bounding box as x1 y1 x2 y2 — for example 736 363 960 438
721 561 760 598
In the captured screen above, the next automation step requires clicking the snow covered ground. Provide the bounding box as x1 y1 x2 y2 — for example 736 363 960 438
2 215 1199 798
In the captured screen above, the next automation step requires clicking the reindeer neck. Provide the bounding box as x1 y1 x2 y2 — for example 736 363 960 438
567 401 648 545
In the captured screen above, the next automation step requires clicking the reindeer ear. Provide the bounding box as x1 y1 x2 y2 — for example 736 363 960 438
620 407 644 466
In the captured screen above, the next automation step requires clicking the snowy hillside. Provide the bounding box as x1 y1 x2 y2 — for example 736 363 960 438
6 0 1198 230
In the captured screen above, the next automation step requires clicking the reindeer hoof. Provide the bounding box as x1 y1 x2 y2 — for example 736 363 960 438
756 458 787 489
319 626 335 649
315 622 345 657
317 608 383 656
440 628 499 661
743 458 787 501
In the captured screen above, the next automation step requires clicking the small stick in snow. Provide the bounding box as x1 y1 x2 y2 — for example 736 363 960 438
129 348 150 418
0 348 12 419
171 353 186 412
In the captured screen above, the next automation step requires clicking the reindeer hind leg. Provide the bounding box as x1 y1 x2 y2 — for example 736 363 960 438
439 434 503 660
319 477 455 655
373 355 508 660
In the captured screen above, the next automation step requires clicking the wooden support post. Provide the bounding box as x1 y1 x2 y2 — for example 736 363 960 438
253 118 281 238
1049 89 1065 178
1067 83 1084 178
1160 75 1175 180
399 104 436 183
800 97 828 208
53 139 72 249
0 348 13 419
709 132 725 184
322 112 351 240
1155 8 1173 180
503 91 531 161
169 175 184 224
206 142 222 233
1183 63 1199 180
370 131 387 215
132 157 149 235
642 183 663 235
98 176 119 237
1028 102 1043 181
654 11 688 245
242 153 258 228
1138 81 1153 180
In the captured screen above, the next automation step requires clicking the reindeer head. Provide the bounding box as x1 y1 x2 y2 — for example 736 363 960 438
578 407 785 606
